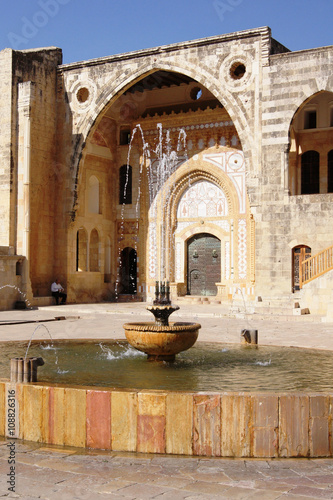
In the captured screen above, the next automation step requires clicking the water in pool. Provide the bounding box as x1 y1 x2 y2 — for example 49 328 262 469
2 340 333 392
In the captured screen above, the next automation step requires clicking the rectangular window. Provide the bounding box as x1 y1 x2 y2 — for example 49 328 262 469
119 129 131 145
304 110 317 129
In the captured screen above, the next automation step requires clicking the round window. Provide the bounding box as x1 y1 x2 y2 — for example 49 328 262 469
190 86 203 100
230 62 246 80
76 87 90 103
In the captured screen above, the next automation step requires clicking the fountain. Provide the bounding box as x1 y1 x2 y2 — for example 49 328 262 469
2 333 333 457
2 125 333 459
123 281 200 361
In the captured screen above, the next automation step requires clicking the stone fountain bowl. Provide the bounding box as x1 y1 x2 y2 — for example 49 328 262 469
123 321 201 361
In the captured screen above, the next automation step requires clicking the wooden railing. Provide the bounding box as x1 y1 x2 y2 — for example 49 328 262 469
300 245 333 288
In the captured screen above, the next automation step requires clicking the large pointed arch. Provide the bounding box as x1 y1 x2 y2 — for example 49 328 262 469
69 65 254 220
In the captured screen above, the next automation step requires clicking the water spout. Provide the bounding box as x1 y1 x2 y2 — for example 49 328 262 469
24 324 53 362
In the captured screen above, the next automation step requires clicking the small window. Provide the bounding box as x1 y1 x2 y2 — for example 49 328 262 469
304 110 317 129
16 261 22 276
119 165 132 204
119 129 131 145
330 107 333 127
76 87 89 103
301 150 320 194
190 87 203 100
230 62 246 80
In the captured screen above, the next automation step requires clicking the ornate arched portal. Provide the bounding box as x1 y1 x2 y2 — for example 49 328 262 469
67 67 255 302
147 152 255 300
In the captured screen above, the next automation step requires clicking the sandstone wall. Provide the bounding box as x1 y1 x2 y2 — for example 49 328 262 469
13 48 62 296
257 46 333 296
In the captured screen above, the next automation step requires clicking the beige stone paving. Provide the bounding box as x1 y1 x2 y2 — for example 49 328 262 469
1 440 333 499
1 302 333 351
1 303 333 499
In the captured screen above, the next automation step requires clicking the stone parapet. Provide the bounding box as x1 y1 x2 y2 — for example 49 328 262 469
1 380 332 458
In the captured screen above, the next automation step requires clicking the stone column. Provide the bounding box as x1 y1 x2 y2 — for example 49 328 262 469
17 82 35 302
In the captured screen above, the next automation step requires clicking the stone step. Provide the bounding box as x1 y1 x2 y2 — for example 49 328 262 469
176 296 222 305
175 295 321 321
32 296 55 307
247 312 323 323
116 294 143 303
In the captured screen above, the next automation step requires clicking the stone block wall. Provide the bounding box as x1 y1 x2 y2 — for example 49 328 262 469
299 268 333 320
20 49 61 296
0 254 26 310
256 46 333 296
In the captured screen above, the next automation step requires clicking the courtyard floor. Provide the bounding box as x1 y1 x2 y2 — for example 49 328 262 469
0 302 333 499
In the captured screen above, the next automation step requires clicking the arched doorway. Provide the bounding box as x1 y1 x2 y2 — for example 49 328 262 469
292 245 311 291
187 234 221 296
120 247 137 294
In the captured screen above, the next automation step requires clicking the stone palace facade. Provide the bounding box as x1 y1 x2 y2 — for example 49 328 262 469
1 27 333 316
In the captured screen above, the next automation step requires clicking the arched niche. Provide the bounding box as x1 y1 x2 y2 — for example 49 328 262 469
88 175 100 214
76 228 88 272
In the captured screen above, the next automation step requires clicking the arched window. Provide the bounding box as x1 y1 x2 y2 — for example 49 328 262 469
89 229 100 272
301 151 320 194
288 92 333 195
76 228 88 272
328 150 333 193
119 165 132 204
88 175 100 214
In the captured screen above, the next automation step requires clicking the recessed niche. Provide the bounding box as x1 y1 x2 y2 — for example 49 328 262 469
76 87 90 103
230 62 246 80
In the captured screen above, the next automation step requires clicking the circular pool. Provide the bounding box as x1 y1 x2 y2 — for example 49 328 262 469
1 339 333 458
2 339 333 392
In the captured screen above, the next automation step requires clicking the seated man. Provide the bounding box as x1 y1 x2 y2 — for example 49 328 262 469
51 279 67 305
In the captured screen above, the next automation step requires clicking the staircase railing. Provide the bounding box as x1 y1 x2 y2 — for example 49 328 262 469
300 245 333 288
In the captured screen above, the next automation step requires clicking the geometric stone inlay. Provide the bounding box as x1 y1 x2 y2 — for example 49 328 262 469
177 181 228 218
238 219 247 279
175 242 181 281
225 241 230 280
149 222 157 279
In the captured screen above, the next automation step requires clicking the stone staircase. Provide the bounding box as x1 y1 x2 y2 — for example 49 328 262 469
176 294 323 322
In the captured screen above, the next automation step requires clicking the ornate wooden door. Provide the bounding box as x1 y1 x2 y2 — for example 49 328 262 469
187 234 221 296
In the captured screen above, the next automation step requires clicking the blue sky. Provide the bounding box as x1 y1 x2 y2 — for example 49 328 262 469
0 0 332 64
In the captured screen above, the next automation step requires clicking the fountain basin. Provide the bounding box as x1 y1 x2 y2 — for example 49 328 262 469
1 340 333 458
123 321 200 361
